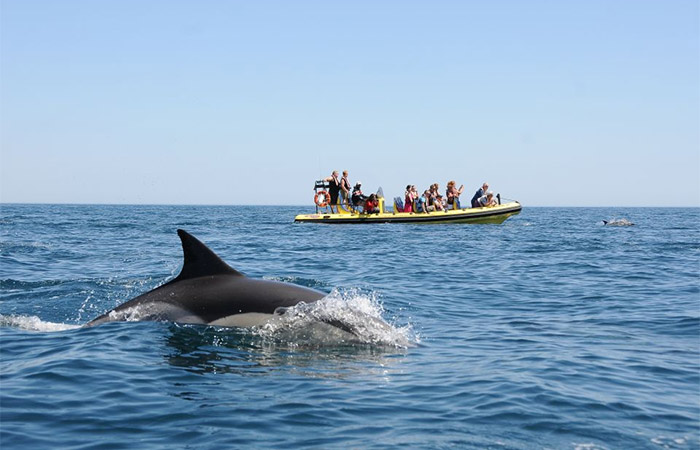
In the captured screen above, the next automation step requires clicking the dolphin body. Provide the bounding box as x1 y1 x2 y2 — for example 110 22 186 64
86 230 327 328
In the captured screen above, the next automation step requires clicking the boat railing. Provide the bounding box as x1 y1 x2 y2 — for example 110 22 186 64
498 195 520 205
314 180 329 191
312 179 356 214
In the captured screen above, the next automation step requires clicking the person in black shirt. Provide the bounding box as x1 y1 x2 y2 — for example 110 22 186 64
351 182 366 210
471 182 489 208
323 170 341 213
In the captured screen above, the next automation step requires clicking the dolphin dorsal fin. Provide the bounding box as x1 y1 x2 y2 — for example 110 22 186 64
173 229 243 281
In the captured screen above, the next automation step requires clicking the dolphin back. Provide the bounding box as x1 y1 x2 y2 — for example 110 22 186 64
168 229 243 283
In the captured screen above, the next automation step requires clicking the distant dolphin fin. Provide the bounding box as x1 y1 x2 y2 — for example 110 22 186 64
603 220 608 225
171 229 243 281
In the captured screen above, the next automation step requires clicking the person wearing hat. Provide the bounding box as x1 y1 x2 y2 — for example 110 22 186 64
351 182 366 209
434 194 446 211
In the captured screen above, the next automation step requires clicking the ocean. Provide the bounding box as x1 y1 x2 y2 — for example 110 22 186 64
1 204 698 449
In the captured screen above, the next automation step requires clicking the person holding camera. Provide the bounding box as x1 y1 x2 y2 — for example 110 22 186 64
471 182 489 208
446 181 464 209
351 182 366 209
323 170 341 213
476 191 498 207
363 193 380 214
416 190 435 213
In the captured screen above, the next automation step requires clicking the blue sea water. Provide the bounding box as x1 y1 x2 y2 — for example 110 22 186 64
0 204 698 449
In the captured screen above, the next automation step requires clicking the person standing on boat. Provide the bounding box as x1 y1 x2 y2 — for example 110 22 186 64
403 185 415 212
340 170 352 207
470 182 489 208
446 181 464 209
323 170 341 213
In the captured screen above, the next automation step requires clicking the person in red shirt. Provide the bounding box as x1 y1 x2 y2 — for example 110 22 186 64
363 194 380 214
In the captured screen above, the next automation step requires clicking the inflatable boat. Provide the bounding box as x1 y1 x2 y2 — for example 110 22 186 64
294 183 521 224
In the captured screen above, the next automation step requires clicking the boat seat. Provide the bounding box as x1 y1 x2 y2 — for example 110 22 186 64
394 197 404 213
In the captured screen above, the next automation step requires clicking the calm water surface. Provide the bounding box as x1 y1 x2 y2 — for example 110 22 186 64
1 205 698 449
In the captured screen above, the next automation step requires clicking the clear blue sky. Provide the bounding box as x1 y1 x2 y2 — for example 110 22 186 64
1 0 698 206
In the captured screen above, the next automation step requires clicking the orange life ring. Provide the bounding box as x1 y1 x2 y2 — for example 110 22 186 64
314 190 329 207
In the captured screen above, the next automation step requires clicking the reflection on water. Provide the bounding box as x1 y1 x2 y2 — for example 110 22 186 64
163 324 408 379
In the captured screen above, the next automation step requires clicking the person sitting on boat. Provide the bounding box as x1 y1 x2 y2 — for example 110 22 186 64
429 183 440 206
470 182 489 208
476 191 498 207
363 193 380 214
416 190 435 213
434 194 446 211
351 182 366 209
323 170 341 213
446 181 464 209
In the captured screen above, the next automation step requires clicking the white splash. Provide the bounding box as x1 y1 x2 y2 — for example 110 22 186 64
603 218 635 226
0 314 80 332
651 435 689 448
107 306 147 322
257 288 417 348
573 444 607 450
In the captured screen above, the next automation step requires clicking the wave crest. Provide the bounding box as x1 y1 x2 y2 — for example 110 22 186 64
0 314 80 332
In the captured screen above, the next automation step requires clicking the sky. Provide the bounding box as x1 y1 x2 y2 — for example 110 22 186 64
1 0 698 206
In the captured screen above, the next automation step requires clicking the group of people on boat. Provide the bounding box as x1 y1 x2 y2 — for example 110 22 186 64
320 170 498 215
401 181 498 213
322 170 378 214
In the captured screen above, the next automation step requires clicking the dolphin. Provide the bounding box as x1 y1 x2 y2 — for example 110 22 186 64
85 229 328 329
602 219 635 226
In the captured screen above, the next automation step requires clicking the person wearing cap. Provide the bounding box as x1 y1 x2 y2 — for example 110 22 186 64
434 194 446 211
471 182 489 208
351 182 366 209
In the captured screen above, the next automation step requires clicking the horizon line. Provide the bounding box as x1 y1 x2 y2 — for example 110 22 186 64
1 202 699 209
